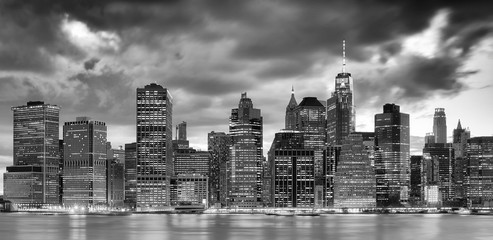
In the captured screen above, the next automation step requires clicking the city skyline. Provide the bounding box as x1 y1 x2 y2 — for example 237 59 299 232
1 1 493 194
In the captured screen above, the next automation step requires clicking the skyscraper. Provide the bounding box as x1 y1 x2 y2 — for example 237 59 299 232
3 101 60 206
269 131 315 208
229 92 263 208
285 87 297 130
465 137 493 207
374 103 410 207
327 40 355 146
124 142 137 209
410 155 423 205
136 83 173 209
334 132 376 208
422 143 454 204
433 108 447 143
208 131 232 207
177 121 187 141
63 117 107 206
107 144 125 208
452 120 470 200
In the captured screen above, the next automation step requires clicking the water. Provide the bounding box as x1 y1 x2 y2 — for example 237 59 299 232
0 213 492 240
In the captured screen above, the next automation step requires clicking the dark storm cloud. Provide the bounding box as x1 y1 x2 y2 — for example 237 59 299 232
0 1 84 73
84 58 100 71
166 75 253 96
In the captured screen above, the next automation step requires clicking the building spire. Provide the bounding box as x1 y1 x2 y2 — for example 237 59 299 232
291 85 294 94
457 119 462 130
342 40 346 73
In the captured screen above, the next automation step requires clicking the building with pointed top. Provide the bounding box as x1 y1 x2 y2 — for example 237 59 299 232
327 41 355 146
452 120 470 201
285 87 298 130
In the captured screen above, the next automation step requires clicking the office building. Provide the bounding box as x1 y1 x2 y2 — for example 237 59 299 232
124 142 137 209
327 41 355 145
228 92 263 208
465 137 493 207
374 103 410 207
208 132 232 207
410 155 423 205
173 122 210 176
422 143 454 203
269 131 315 208
452 120 470 200
170 174 208 206
285 87 298 130
63 117 107 206
433 108 447 144
3 101 60 206
334 132 376 208
136 83 173 209
107 144 125 208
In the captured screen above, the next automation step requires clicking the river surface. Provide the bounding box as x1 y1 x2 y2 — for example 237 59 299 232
0 213 491 240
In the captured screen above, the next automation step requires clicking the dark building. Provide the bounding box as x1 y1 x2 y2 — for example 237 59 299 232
465 137 493 207
174 148 210 176
229 92 263 208
433 108 447 144
422 143 454 204
173 123 210 176
325 145 341 207
269 131 315 207
63 117 107 206
208 132 232 208
4 101 60 207
170 174 208 206
452 120 470 200
374 103 410 207
326 41 355 146
124 142 137 209
410 155 423 205
334 132 376 208
107 144 125 208
285 87 298 130
136 83 173 209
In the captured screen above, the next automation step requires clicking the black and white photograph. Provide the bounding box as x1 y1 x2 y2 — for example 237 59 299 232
0 0 493 239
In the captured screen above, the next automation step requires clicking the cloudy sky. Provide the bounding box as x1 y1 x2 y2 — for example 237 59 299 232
1 0 493 192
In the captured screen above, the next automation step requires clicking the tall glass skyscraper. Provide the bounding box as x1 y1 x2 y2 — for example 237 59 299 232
4 101 60 206
327 41 355 146
374 103 410 207
136 83 173 209
433 108 447 143
229 93 263 208
63 117 107 206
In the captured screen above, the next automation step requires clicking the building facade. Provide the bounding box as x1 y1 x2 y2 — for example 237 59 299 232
465 137 493 207
208 132 232 207
4 101 60 206
136 83 173 209
63 117 107 206
374 104 410 207
228 93 263 208
433 108 447 144
422 143 454 204
170 174 208 206
269 131 315 208
124 142 137 209
334 132 376 208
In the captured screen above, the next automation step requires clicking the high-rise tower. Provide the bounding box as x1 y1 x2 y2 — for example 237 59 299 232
229 92 263 208
4 101 60 205
374 103 410 207
136 83 173 209
63 117 107 206
327 40 355 145
285 86 297 130
433 108 447 143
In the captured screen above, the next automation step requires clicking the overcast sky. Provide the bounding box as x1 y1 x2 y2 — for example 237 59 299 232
1 0 493 193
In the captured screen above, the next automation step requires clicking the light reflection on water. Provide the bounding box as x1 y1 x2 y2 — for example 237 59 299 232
1 213 492 240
